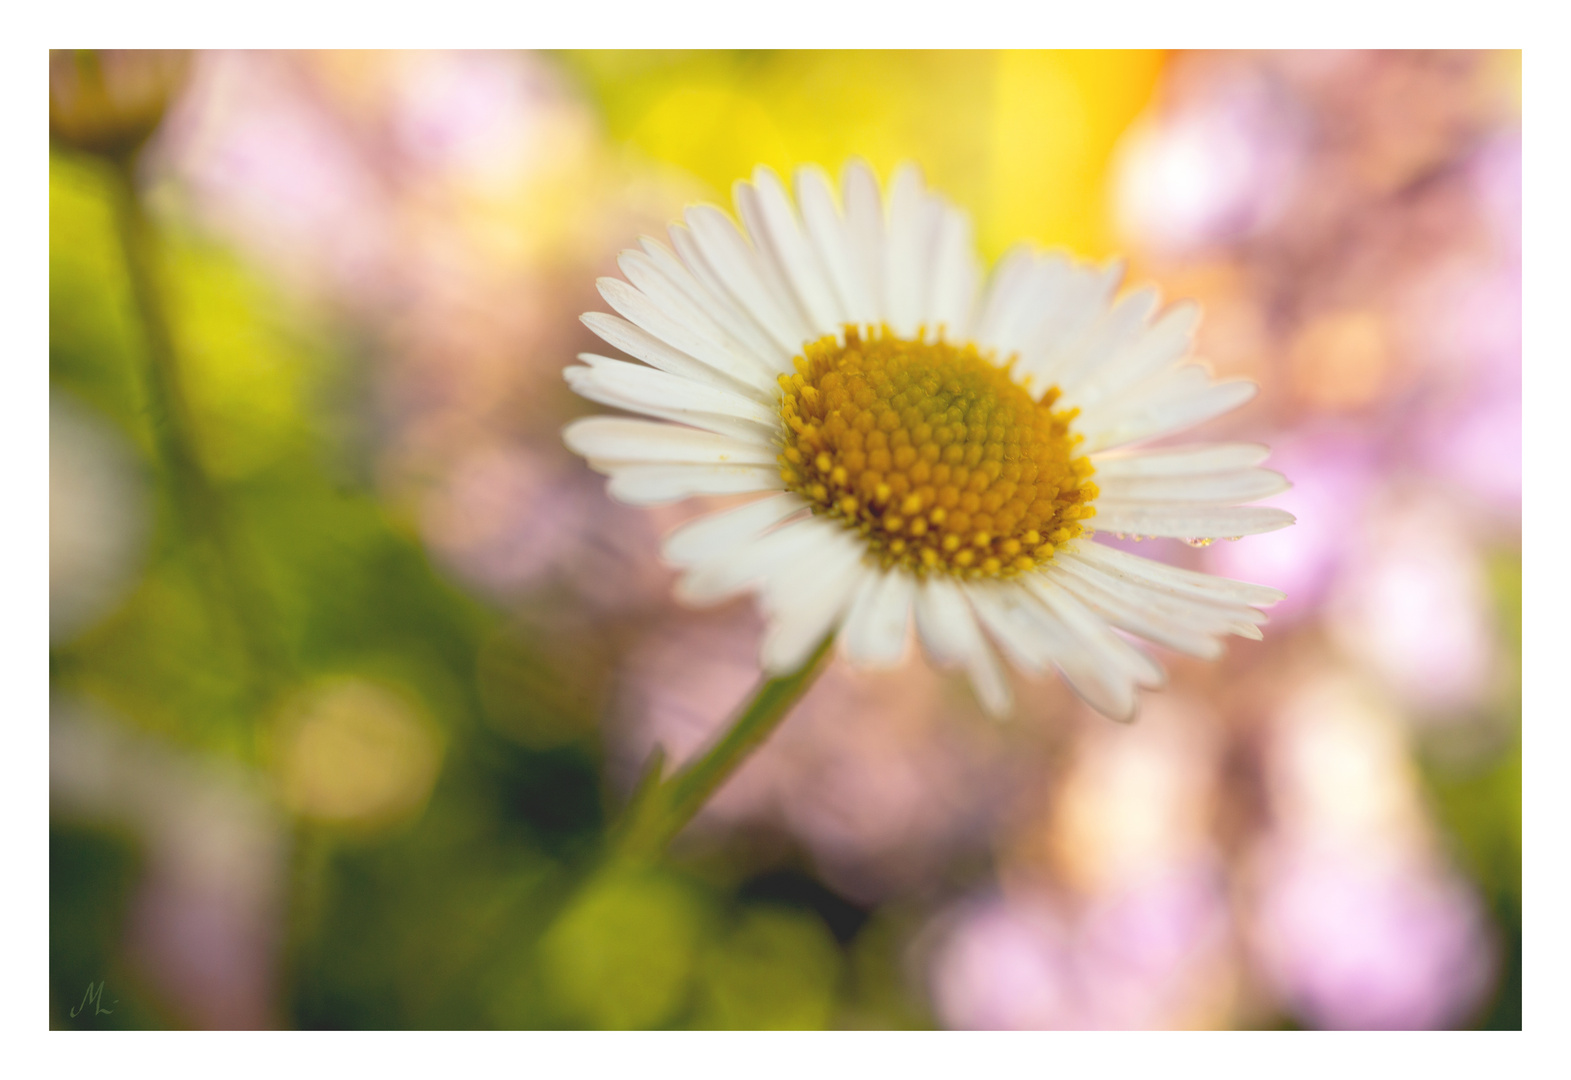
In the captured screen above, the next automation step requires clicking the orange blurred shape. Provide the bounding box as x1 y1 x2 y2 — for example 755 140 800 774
1290 311 1393 411
50 49 189 157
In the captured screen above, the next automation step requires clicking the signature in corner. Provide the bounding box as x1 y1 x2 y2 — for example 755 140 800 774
69 980 116 1018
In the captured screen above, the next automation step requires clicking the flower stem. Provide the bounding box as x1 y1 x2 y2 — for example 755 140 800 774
609 633 836 865
101 152 287 726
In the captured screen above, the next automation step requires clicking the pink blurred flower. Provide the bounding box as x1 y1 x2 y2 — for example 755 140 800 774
1250 676 1496 1028
1077 863 1233 1028
1402 260 1521 521
1402 260 1521 394
167 51 398 304
927 863 1233 1030
387 50 570 193
52 703 287 1029
1252 843 1494 1030
1114 70 1303 257
1470 133 1522 260
1203 426 1379 622
421 443 594 598
928 895 1078 1030
420 441 670 611
1326 497 1495 715
1417 387 1521 521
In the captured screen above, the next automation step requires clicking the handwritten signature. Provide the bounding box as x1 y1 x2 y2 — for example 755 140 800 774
69 980 116 1018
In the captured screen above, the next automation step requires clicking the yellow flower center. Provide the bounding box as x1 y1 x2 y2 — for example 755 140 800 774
777 327 1098 578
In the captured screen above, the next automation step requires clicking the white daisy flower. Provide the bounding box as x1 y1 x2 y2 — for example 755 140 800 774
563 162 1293 722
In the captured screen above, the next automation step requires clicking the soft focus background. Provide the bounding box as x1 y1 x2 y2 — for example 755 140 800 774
50 49 1520 1030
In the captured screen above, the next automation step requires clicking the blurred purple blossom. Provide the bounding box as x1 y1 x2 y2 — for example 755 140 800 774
1325 496 1496 715
927 862 1234 1030
167 52 398 305
1251 843 1495 1030
1203 426 1379 622
420 443 596 599
52 704 287 1029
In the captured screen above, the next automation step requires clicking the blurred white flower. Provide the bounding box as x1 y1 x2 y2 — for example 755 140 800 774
51 394 149 642
1265 674 1430 850
1113 75 1302 257
1326 497 1494 715
1249 672 1497 1029
1048 695 1221 893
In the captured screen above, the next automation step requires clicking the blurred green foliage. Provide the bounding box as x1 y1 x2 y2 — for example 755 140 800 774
50 824 157 1030
1417 548 1522 1030
48 142 903 1030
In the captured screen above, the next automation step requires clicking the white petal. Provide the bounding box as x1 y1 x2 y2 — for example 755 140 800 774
1052 285 1160 405
759 532 868 672
988 254 1077 373
617 248 749 354
563 418 776 478
970 582 1139 722
582 311 773 401
1073 300 1200 409
914 574 1011 716
597 276 781 393
606 463 784 506
928 206 979 342
795 164 874 326
841 160 887 326
1061 538 1286 609
1014 261 1125 395
661 492 806 566
1091 443 1271 477
967 583 1057 672
970 245 1038 350
674 514 831 606
1091 502 1296 539
1095 468 1290 505
1046 561 1227 659
563 367 773 444
732 179 818 335
746 166 844 337
1050 554 1267 645
1023 574 1166 691
618 243 783 383
566 355 780 431
884 164 937 337
666 224 789 370
839 566 916 668
1078 367 1258 452
686 203 810 358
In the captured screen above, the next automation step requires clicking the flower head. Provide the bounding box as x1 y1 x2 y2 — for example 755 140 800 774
564 162 1292 720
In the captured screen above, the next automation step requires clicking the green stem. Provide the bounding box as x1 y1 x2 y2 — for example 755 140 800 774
101 153 286 724
609 633 836 865
518 636 835 966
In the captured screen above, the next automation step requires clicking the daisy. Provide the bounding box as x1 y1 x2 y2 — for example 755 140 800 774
563 162 1292 722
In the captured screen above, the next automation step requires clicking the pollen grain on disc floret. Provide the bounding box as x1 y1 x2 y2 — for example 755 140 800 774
777 326 1098 579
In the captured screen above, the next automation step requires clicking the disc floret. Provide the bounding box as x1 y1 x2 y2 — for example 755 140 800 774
777 326 1097 578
